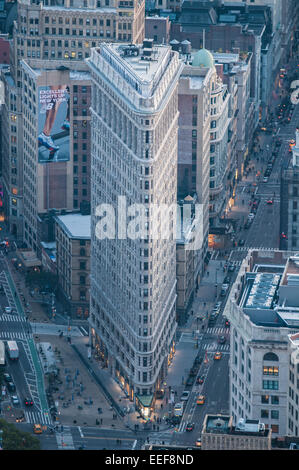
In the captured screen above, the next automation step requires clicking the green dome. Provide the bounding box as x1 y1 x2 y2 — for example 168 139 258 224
192 48 215 69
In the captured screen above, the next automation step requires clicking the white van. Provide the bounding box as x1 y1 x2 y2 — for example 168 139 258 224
174 402 184 417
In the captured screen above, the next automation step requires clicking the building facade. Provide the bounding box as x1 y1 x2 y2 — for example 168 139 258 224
87 42 184 415
1 0 145 241
21 61 92 254
201 414 272 450
288 332 299 437
224 249 299 437
177 54 214 299
280 130 299 252
55 213 91 318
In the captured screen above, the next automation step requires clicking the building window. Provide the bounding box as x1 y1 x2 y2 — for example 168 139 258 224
261 395 270 404
263 366 279 376
263 380 279 390
261 410 269 418
271 424 279 434
271 410 279 420
263 352 279 362
271 396 279 405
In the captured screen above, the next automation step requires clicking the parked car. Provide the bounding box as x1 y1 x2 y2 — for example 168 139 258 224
171 416 181 426
186 376 194 387
263 176 269 183
11 395 19 406
3 373 12 383
4 307 12 314
238 239 245 247
181 391 190 401
197 376 204 385
7 381 16 392
248 213 255 220
228 264 235 272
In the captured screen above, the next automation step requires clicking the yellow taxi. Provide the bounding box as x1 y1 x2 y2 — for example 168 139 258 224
195 438 202 448
197 395 205 405
33 424 42 434
214 351 222 360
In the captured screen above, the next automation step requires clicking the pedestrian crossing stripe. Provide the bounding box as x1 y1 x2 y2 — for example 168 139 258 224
0 314 27 322
206 327 229 335
235 246 280 252
202 343 230 351
0 332 29 341
24 410 52 425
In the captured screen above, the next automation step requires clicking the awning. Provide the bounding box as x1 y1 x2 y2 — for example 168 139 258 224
135 394 153 408
17 250 41 268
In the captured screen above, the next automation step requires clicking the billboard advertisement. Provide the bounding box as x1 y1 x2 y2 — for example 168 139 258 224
38 85 70 163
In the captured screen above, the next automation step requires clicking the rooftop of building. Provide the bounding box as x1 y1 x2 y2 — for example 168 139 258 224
42 5 116 13
231 250 299 329
202 415 270 438
281 254 299 286
192 48 215 69
94 41 172 84
55 213 91 240
156 1 270 36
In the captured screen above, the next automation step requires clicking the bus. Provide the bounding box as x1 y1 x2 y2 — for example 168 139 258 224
0 340 5 367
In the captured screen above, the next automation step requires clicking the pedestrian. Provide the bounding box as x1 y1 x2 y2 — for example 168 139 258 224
161 403 163 409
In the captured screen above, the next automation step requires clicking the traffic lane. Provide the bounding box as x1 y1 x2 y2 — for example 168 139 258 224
246 206 280 247
196 353 229 424
244 196 280 248
174 353 230 445
4 340 39 413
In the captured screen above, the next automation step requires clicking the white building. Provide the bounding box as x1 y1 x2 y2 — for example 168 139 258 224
224 249 299 437
288 332 299 437
213 51 253 180
86 42 184 416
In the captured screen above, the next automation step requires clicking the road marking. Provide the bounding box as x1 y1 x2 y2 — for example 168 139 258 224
132 439 137 450
78 426 84 438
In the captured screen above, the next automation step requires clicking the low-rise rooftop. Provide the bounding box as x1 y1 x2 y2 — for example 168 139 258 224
55 213 91 240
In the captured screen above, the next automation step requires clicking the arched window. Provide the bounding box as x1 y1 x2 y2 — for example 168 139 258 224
263 352 279 362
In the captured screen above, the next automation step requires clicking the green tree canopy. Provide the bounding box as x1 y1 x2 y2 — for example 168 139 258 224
0 418 41 450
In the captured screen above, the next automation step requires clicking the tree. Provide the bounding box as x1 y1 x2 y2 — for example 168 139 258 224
25 271 58 292
0 418 41 450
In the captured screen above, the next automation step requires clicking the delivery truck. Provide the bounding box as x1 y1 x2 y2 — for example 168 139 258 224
0 340 5 367
7 341 19 360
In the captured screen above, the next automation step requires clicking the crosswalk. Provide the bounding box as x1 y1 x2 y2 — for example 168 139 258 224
229 259 243 267
179 332 203 344
206 327 229 335
0 314 27 322
235 246 279 252
0 331 31 341
201 342 230 352
24 409 52 425
56 425 75 449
